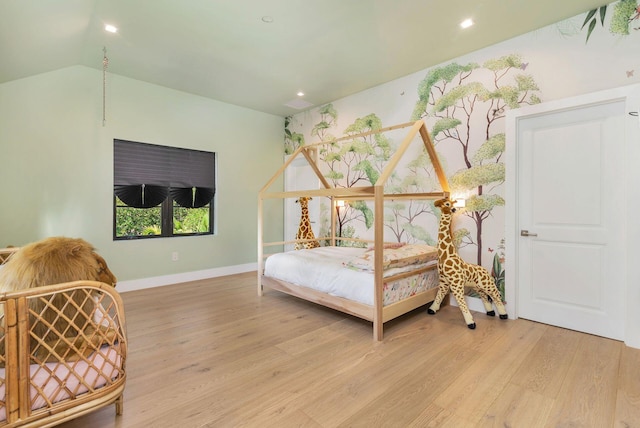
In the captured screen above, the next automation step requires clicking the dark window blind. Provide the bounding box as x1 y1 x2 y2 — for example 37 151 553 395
114 139 216 208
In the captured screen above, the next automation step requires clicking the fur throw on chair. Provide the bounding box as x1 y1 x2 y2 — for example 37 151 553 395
0 237 117 359
0 236 116 291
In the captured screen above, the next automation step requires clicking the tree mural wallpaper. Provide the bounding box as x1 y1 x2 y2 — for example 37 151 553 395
411 54 541 267
290 55 541 302
284 115 305 155
316 113 389 247
582 0 640 42
382 150 440 246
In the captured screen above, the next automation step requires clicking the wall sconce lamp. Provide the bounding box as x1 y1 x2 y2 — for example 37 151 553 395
453 198 466 208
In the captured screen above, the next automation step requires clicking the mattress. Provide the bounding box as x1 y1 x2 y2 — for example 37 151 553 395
263 246 439 306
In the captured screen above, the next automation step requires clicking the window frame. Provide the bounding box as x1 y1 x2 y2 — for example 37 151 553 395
113 139 216 240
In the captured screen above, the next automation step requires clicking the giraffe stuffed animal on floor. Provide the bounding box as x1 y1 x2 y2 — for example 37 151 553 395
427 197 508 329
294 197 320 250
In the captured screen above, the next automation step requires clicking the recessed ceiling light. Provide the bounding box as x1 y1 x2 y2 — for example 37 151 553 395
297 91 305 97
105 24 118 33
261 16 274 23
460 18 474 29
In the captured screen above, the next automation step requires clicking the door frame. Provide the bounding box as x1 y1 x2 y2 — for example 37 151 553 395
505 84 640 348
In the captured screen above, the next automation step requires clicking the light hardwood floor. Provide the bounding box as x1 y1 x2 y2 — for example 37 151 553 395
60 272 640 428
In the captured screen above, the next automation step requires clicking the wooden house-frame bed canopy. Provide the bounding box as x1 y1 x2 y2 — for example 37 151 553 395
258 119 451 341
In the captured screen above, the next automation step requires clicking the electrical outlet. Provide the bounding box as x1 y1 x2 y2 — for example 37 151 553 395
171 251 179 261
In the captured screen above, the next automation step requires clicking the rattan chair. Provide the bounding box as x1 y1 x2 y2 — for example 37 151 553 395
0 248 127 427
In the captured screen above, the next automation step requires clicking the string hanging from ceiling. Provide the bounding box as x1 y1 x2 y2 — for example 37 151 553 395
102 46 109 126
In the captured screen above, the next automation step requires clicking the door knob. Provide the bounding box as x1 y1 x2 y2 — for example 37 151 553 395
520 230 538 237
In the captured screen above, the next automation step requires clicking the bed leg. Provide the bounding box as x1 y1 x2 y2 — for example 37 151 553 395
373 321 383 341
257 272 264 296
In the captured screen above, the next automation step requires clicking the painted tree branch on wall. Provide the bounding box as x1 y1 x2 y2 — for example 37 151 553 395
311 104 338 142
582 0 640 43
317 113 391 245
284 116 305 155
411 54 541 265
383 150 441 245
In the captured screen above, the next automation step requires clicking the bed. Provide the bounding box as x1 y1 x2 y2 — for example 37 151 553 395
258 120 451 340
0 248 127 427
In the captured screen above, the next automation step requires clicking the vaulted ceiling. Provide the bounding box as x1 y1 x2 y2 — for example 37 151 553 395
1 0 606 117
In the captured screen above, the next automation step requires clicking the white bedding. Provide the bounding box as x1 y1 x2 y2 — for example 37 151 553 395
263 247 437 306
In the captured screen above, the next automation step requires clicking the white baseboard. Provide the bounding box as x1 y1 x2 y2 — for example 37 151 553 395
449 295 488 313
116 262 258 293
450 295 511 317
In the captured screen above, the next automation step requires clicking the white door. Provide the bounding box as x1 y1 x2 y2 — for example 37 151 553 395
512 98 627 340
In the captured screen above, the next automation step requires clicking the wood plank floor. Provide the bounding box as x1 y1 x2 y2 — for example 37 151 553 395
60 272 640 428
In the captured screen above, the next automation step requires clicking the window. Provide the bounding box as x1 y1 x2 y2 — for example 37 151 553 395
113 139 216 240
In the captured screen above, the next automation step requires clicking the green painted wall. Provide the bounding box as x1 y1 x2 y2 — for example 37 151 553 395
0 65 284 281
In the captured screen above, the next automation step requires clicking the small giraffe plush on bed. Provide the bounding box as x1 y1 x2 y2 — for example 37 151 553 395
427 198 508 329
295 197 320 250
